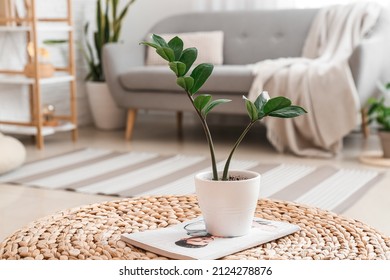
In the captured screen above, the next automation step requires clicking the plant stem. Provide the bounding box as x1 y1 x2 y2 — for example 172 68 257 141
185 91 219 180
222 121 256 180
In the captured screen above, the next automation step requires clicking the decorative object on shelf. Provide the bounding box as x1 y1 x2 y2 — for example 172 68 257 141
0 132 26 175
366 82 390 158
83 0 136 130
141 34 306 237
23 62 54 78
23 41 54 78
42 104 58 126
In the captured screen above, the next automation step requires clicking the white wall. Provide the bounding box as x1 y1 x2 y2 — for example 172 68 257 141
121 0 201 56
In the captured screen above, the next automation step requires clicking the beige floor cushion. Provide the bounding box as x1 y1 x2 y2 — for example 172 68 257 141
0 133 26 175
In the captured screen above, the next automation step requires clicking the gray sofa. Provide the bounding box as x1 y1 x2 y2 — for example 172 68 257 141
103 9 390 140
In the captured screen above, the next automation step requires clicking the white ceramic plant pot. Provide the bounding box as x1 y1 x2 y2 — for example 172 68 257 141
195 170 261 237
86 81 126 130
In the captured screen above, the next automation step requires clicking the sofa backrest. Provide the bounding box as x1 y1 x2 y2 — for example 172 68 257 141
148 9 318 65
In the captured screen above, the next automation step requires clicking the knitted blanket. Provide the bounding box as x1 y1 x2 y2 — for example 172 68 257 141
248 3 381 157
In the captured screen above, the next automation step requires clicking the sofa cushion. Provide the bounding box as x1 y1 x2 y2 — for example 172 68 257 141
119 65 254 94
145 31 224 66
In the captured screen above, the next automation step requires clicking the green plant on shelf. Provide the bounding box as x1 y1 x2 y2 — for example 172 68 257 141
141 34 307 181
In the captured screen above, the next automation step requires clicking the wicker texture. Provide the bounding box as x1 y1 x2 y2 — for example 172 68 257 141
1 196 389 260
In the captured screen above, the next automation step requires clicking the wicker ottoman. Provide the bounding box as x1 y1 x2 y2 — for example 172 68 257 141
1 196 389 260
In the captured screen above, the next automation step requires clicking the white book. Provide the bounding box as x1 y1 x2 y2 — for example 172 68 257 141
121 217 300 260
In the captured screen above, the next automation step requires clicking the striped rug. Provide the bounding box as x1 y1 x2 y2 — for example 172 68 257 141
0 148 383 213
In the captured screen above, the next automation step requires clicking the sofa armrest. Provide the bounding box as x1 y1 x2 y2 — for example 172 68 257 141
349 9 390 106
349 38 385 106
102 43 144 106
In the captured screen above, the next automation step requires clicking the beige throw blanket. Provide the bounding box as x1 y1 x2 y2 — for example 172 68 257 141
248 3 381 157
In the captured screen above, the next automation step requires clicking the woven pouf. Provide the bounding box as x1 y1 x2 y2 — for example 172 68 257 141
0 133 26 175
1 196 389 260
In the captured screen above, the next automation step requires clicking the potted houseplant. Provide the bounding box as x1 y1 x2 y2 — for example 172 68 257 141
367 82 390 158
141 35 307 237
83 0 136 130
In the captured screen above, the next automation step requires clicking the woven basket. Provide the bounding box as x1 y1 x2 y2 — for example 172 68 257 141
23 63 54 78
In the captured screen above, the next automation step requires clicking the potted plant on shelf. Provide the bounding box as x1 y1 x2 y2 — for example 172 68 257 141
83 0 136 130
367 82 390 158
141 34 307 237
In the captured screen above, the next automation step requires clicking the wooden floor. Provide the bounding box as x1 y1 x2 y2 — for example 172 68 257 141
1 112 389 241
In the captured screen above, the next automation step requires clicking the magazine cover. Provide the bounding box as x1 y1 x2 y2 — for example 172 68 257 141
121 217 300 260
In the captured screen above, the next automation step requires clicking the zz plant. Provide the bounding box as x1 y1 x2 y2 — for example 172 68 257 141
142 34 307 181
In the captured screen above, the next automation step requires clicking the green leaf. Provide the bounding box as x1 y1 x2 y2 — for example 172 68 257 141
112 0 118 22
244 98 259 121
43 39 68 45
156 47 175 62
176 77 194 91
194 94 212 111
81 33 100 81
263 97 292 115
96 0 103 47
113 0 134 43
367 97 385 116
93 31 102 63
85 72 93 81
152 34 168 48
386 82 390 90
169 61 186 77
268 106 307 118
179 47 197 75
254 94 267 111
84 22 89 35
203 99 231 116
254 92 269 119
117 0 135 23
104 1 110 45
113 0 135 41
189 63 213 95
168 36 184 60
368 102 380 116
140 41 159 49
367 97 379 105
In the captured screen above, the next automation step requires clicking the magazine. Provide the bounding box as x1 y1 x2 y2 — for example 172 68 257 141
120 217 300 260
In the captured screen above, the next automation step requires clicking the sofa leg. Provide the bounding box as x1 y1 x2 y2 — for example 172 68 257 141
361 108 369 139
125 109 137 141
176 111 183 138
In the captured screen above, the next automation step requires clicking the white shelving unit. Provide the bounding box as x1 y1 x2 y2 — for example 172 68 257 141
0 0 77 149
0 25 72 32
0 74 74 85
0 26 30 32
0 122 76 136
